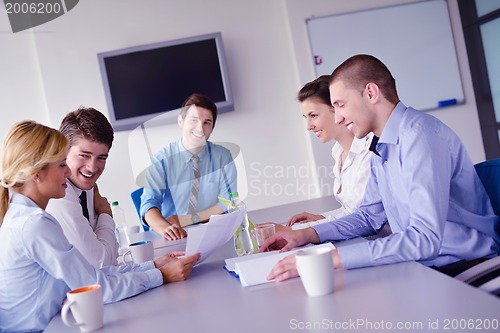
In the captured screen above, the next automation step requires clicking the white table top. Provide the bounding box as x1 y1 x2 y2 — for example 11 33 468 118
45 198 500 332
46 239 500 333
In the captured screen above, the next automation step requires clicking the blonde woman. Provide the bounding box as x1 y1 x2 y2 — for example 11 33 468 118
0 121 200 332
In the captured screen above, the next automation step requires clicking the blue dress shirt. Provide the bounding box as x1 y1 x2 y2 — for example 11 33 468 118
314 102 500 269
140 139 237 223
0 192 162 332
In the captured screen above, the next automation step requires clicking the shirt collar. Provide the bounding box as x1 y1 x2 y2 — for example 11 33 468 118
10 191 39 207
177 138 209 163
379 101 407 146
68 179 84 196
332 132 374 159
350 133 372 154
330 141 343 160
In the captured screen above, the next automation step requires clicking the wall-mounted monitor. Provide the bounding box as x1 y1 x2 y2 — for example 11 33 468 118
98 32 234 131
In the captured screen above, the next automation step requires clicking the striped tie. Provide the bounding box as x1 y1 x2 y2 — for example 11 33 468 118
188 155 200 214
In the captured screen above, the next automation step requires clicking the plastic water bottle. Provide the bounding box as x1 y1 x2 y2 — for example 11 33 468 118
227 192 254 256
112 201 130 254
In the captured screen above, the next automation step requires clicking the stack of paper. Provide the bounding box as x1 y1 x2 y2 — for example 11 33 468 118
224 243 335 287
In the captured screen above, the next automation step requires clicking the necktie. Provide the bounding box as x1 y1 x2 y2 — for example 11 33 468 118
188 155 200 214
369 135 381 157
79 191 90 221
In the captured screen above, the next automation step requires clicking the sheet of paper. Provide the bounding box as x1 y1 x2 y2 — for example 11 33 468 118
224 250 278 272
185 209 245 264
229 243 335 287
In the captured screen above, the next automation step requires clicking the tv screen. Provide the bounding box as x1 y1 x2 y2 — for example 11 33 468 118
97 32 234 131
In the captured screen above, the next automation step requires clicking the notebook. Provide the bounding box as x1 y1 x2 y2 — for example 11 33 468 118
224 242 335 287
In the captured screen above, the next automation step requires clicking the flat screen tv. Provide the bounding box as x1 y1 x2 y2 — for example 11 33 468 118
97 32 234 131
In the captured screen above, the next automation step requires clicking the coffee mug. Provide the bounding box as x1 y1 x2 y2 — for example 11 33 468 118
296 247 335 296
61 284 103 332
121 240 154 264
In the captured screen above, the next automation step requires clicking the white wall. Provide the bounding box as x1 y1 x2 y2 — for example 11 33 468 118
0 13 49 135
0 0 316 224
0 0 486 226
284 0 485 195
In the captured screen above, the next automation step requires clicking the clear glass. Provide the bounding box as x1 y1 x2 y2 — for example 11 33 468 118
475 0 500 17
254 224 276 247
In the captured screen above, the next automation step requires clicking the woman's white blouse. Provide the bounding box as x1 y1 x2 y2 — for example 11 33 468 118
292 133 373 230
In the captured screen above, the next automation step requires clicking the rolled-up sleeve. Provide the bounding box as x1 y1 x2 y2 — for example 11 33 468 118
141 156 170 221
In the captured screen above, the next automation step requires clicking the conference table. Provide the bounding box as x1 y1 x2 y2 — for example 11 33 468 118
45 197 500 333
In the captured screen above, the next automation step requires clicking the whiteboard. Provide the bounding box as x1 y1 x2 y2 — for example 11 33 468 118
307 0 464 111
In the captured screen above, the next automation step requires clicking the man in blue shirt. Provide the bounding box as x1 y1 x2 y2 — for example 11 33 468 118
263 54 500 281
141 93 237 240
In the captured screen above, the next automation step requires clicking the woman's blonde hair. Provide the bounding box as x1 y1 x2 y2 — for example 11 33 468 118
0 121 69 223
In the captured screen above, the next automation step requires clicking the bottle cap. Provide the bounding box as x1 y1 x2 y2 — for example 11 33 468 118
111 201 119 206
229 192 239 199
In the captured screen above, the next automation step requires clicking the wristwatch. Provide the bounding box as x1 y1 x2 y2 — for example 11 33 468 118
191 213 201 224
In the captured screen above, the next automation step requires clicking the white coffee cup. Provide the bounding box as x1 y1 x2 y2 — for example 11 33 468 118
61 284 103 332
296 247 335 296
121 240 154 264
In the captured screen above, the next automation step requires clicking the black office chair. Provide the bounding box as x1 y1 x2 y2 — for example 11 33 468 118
455 159 500 295
130 187 150 231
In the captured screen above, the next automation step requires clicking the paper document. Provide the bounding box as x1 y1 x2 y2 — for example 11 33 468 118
225 242 335 287
185 209 245 265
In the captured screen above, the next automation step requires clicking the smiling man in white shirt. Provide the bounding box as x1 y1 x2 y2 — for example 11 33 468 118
46 107 118 268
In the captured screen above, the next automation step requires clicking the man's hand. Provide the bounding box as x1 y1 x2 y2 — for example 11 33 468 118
165 215 181 227
286 212 325 226
161 221 187 240
158 252 201 283
154 251 185 268
270 222 291 233
145 209 187 240
168 215 194 228
267 252 299 282
94 184 112 216
258 228 321 253
267 249 342 282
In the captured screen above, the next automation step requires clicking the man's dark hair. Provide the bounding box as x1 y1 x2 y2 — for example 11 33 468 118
59 106 114 149
330 54 399 104
180 93 218 128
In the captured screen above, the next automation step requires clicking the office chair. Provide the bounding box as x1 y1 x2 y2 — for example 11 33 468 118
455 257 500 295
474 159 500 217
475 275 500 295
455 159 500 296
130 187 150 231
